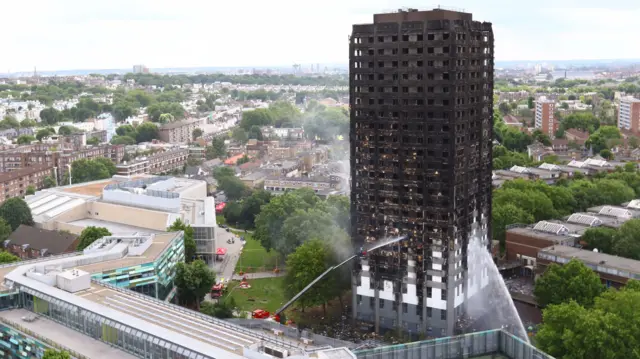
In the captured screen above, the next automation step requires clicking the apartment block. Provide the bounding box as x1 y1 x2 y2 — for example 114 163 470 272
158 118 205 143
535 97 557 138
0 145 124 180
0 165 53 202
350 8 494 336
618 96 640 134
116 148 189 176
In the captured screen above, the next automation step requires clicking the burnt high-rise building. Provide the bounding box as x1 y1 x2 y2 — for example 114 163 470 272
349 8 494 336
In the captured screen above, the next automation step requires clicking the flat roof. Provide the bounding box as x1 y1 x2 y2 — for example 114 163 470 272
69 218 163 235
507 226 581 244
60 176 147 197
540 245 640 274
0 308 137 359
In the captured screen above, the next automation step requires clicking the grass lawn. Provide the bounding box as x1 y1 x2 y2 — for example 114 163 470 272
233 230 282 273
216 215 226 226
226 277 286 314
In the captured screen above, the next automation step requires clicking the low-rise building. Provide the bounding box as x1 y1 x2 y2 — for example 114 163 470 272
538 245 640 288
264 175 340 195
240 171 267 188
261 126 304 140
188 146 206 161
4 225 79 259
116 148 189 176
0 165 53 201
158 118 204 143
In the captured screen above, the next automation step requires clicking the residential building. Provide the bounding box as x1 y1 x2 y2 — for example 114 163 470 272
0 165 53 202
158 118 205 143
115 148 188 176
535 97 557 138
618 96 640 134
538 245 640 289
264 175 340 195
350 8 494 336
4 225 78 259
188 146 206 161
0 145 124 181
132 64 149 73
261 126 304 140
240 171 268 188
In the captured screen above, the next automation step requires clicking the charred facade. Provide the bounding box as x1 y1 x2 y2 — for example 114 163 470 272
349 9 494 336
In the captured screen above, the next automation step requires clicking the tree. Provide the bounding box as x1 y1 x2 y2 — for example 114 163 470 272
581 227 617 254
43 176 56 189
534 259 604 307
280 208 346 257
0 218 13 245
86 137 100 145
218 176 250 201
212 166 236 180
25 185 36 195
586 125 621 153
77 226 112 250
116 124 136 137
39 108 61 125
174 260 216 310
492 203 534 249
537 285 640 359
254 188 320 252
111 135 136 145
0 198 34 231
0 251 19 264
36 128 55 141
200 298 236 319
224 190 272 229
527 96 534 109
16 135 35 144
284 239 337 313
167 219 197 262
493 188 557 222
239 108 275 130
20 119 37 127
70 158 110 184
192 128 203 141
135 122 159 143
94 157 117 177
599 149 614 160
498 102 511 115
57 125 79 135
612 219 640 260
232 128 248 143
206 138 227 160
43 349 71 359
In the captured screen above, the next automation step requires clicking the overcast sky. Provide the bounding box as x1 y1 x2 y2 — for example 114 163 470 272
1 0 639 72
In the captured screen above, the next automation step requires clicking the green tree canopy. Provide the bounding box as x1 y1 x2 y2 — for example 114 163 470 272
70 158 111 184
77 226 112 250
174 260 216 310
534 259 604 307
16 135 36 144
218 176 251 201
167 218 197 262
135 122 159 143
0 198 34 231
42 349 71 359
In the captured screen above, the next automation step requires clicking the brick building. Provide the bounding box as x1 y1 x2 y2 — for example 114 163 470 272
115 148 189 176
534 97 557 138
158 118 205 143
0 165 53 202
4 225 79 259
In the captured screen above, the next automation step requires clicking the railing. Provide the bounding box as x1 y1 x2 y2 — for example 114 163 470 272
0 251 82 271
0 315 89 359
93 280 300 350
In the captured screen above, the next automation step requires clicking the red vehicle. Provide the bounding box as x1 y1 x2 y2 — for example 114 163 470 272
211 283 224 298
252 309 271 319
252 309 280 322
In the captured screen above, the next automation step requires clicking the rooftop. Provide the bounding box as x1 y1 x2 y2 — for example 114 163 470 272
7 225 78 255
540 245 640 276
0 165 52 182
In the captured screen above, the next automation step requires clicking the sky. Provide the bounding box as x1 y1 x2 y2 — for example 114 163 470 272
1 0 639 72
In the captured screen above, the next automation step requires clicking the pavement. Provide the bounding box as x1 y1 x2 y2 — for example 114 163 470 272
232 271 285 281
204 227 244 302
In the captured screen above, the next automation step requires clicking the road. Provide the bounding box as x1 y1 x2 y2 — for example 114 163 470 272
204 227 244 302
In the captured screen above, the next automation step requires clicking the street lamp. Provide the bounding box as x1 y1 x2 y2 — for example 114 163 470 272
65 164 72 185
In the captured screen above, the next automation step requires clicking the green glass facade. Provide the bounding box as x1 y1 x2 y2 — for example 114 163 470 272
0 324 48 359
90 233 185 300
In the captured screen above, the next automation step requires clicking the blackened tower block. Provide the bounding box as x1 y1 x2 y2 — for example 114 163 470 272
349 8 494 336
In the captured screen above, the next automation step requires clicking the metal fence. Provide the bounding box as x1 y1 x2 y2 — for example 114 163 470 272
0 315 88 359
353 330 555 359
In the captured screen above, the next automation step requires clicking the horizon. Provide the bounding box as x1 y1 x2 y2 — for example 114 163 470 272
2 0 639 73
3 58 640 77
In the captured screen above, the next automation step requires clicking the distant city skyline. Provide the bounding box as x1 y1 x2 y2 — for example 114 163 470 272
2 0 639 72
